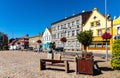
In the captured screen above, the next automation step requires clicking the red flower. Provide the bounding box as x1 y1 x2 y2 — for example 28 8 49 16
24 41 29 45
17 42 20 44
36 40 42 43
102 32 112 39
60 37 67 42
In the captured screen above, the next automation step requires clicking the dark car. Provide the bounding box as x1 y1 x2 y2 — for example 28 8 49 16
54 47 64 52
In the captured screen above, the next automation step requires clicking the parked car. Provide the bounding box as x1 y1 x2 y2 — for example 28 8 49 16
34 48 42 52
27 47 33 51
54 47 64 52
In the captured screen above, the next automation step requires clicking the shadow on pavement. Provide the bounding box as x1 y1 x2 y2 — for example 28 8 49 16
46 68 75 73
100 67 114 71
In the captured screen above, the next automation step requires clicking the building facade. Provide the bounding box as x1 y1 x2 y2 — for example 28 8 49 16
42 27 52 50
29 34 42 49
52 11 92 52
0 32 8 50
83 8 113 50
0 32 4 47
9 35 29 50
113 16 120 40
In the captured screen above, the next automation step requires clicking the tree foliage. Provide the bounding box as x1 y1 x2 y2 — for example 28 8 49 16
77 30 93 51
111 39 120 70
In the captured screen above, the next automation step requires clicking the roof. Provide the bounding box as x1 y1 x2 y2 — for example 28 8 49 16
48 28 52 33
29 34 43 38
113 16 120 25
51 11 92 25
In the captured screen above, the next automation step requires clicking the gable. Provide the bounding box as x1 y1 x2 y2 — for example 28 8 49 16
113 17 120 25
83 9 112 31
42 28 52 37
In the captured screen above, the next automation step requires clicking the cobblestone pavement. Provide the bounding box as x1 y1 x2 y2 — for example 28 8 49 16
0 51 120 78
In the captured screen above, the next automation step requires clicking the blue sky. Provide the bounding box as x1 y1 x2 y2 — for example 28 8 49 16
0 0 119 39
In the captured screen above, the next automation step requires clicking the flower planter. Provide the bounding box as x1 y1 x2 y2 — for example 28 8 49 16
76 58 94 75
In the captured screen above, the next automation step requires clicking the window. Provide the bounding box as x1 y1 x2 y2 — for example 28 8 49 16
68 31 70 37
61 25 63 29
58 33 60 38
96 21 100 26
76 30 80 35
77 25 79 28
117 27 120 35
58 26 59 30
0 36 3 42
64 24 66 29
72 31 75 36
76 41 80 47
89 42 95 48
96 42 102 48
68 23 70 28
107 28 110 33
67 41 70 46
76 20 80 25
72 21 75 26
98 29 102 36
91 22 94 27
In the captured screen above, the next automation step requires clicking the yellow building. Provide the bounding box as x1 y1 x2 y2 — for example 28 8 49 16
83 8 113 50
113 17 120 39
29 34 42 49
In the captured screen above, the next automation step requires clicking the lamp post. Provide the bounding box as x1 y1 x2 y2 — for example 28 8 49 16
105 0 108 61
61 27 67 50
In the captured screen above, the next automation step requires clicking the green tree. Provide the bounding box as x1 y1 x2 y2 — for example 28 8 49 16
111 39 120 70
77 30 93 52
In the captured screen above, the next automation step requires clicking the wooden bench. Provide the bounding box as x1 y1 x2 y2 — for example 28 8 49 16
40 59 69 73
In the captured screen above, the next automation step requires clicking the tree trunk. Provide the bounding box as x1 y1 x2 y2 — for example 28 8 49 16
83 45 87 58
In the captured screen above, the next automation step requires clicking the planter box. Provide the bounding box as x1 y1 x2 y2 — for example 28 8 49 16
76 58 94 75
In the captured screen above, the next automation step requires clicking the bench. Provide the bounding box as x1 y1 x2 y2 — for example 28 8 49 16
40 59 69 73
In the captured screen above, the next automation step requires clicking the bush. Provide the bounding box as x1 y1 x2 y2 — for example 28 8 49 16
111 39 120 70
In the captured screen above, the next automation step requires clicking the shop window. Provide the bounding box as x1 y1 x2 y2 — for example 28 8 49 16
89 42 95 48
96 42 102 48
103 42 110 48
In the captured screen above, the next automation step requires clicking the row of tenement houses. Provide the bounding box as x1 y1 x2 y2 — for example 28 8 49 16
9 8 120 52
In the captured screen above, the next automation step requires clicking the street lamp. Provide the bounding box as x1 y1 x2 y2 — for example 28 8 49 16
105 0 108 61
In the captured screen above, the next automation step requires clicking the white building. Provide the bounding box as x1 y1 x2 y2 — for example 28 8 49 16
51 11 92 52
42 27 52 50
